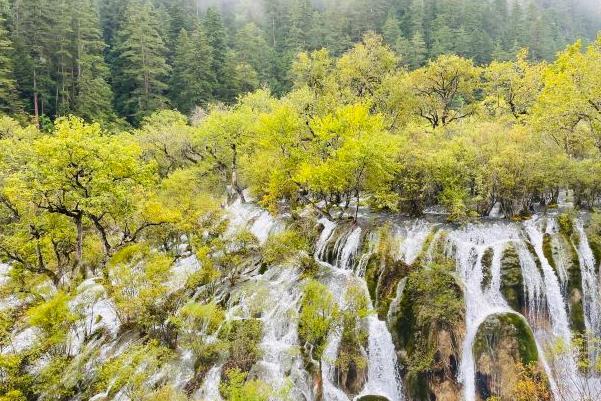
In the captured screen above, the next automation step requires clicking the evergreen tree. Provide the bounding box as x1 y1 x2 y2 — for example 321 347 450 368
169 28 214 113
408 31 427 68
287 0 313 51
382 13 402 49
112 1 170 124
11 0 57 121
234 23 273 85
72 0 115 122
0 16 21 113
203 7 230 101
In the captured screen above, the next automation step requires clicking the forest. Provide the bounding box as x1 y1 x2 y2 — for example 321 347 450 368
0 0 600 125
1 1 601 401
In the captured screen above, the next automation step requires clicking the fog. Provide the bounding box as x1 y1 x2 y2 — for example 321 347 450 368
192 0 601 17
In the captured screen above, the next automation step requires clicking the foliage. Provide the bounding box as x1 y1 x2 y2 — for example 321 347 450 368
220 368 272 401
298 279 339 367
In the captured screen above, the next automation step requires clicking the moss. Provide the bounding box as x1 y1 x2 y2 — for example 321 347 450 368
560 236 586 335
473 314 542 401
542 233 558 277
585 212 601 268
364 254 380 305
500 245 525 313
557 211 575 237
481 247 494 291
392 264 464 401
376 259 410 319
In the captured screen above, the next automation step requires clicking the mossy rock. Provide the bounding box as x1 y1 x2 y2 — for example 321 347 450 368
542 233 559 277
481 247 494 291
391 265 464 401
356 396 390 401
473 313 541 401
499 245 525 313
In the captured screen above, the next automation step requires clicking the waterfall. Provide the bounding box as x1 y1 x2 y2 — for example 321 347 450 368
358 289 404 401
447 224 519 401
398 220 433 265
335 226 363 270
316 222 405 401
574 221 601 339
226 198 277 243
255 266 310 400
196 365 223 401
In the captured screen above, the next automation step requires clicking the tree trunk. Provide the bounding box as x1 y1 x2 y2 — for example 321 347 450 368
33 69 39 128
75 214 84 269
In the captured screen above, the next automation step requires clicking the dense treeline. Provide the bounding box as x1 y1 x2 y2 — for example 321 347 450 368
0 0 599 125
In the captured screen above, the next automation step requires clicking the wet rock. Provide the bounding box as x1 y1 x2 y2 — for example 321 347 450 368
500 245 525 313
356 395 391 401
473 313 541 401
390 266 465 401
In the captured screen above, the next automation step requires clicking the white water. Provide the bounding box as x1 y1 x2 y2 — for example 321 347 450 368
574 221 601 338
398 220 433 265
227 198 277 243
446 224 519 401
358 308 404 401
196 365 223 401
316 221 405 401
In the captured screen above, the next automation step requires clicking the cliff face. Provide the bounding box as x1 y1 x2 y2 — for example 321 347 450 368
1 204 600 401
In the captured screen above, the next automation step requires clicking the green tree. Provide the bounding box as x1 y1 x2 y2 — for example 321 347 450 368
0 16 20 114
169 28 215 114
72 0 115 122
203 7 230 101
408 54 480 128
113 1 170 124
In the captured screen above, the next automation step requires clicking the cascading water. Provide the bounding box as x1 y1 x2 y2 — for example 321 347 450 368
574 221 601 339
358 286 404 401
315 220 405 401
446 224 520 401
398 220 433 265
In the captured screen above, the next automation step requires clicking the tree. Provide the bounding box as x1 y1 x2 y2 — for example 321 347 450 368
299 280 339 369
335 33 398 99
169 28 215 114
112 1 170 124
203 7 230 102
409 55 480 128
0 16 21 114
72 0 115 122
194 90 276 202
483 49 545 119
382 13 402 49
233 23 273 85
532 37 601 157
17 117 160 272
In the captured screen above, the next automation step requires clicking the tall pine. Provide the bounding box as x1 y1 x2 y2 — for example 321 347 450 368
0 15 20 114
112 1 170 124
72 0 115 122
169 28 214 113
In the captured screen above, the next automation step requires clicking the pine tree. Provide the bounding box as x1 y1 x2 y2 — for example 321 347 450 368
430 15 454 58
112 1 170 124
234 23 273 85
0 15 20 114
408 30 427 68
169 28 215 113
11 0 57 122
203 7 230 101
382 13 402 49
72 0 115 122
287 0 313 52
